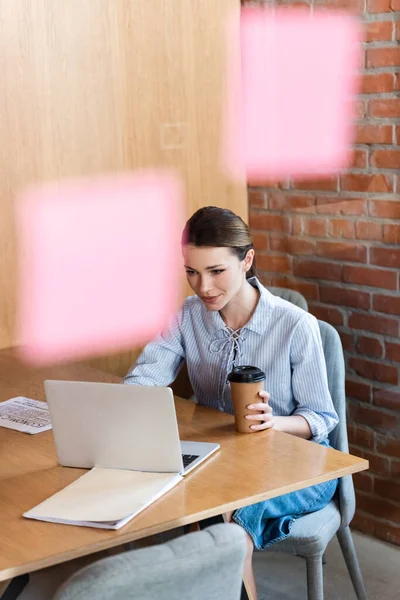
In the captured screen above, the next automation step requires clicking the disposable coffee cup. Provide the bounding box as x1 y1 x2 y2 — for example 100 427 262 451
227 366 266 433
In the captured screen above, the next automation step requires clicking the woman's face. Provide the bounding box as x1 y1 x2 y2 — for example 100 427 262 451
182 245 253 311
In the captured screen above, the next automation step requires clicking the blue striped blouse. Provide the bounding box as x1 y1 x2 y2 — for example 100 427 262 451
124 277 338 442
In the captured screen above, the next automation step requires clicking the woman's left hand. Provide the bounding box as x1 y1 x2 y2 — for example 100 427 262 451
245 391 275 431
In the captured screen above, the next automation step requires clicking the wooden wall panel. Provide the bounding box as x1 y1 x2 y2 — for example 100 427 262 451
0 0 125 350
0 0 246 376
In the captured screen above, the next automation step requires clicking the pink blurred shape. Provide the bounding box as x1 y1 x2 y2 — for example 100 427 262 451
16 171 184 364
223 7 362 181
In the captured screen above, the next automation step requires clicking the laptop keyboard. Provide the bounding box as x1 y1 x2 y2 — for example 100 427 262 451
182 454 200 469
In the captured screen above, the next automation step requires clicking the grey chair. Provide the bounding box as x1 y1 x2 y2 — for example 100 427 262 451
53 523 246 600
267 286 308 311
264 319 367 600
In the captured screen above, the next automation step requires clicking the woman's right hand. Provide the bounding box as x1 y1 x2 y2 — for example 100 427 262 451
245 391 275 431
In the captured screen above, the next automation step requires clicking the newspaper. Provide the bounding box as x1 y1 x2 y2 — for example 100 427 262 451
0 397 52 434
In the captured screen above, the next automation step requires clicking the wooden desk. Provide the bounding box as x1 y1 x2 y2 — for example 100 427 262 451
0 349 368 582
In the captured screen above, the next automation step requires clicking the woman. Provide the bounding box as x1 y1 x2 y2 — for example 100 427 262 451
125 206 338 599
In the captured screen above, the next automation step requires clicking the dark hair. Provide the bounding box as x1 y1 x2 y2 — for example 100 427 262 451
182 206 256 279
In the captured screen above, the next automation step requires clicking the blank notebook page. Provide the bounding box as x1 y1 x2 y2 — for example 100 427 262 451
24 468 182 527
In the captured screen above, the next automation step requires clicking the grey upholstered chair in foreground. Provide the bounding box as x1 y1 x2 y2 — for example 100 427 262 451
53 523 246 600
263 320 367 600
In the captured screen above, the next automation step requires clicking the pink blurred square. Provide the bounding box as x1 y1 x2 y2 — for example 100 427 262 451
16 171 184 364
223 7 362 181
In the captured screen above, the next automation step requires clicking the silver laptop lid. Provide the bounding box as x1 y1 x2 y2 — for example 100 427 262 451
44 381 184 473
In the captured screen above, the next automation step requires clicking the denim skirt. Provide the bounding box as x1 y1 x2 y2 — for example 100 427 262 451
232 439 338 550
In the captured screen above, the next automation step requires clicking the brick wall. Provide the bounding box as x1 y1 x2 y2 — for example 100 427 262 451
243 0 400 545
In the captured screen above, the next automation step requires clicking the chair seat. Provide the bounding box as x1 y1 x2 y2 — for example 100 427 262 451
264 500 341 557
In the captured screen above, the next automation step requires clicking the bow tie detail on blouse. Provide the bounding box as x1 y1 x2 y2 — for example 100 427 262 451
209 327 247 370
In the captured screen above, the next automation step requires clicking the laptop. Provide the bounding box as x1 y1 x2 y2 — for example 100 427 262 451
44 380 220 476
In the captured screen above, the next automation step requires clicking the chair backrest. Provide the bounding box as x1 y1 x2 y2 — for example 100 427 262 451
317 319 355 527
267 287 308 311
53 523 246 600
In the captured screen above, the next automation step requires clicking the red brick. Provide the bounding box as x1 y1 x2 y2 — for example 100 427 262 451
351 149 368 169
386 341 400 362
369 200 400 220
375 479 400 502
329 218 355 239
357 336 384 358
365 21 394 42
268 192 315 212
346 378 371 402
252 233 269 251
367 0 392 10
284 279 319 301
374 388 400 410
370 149 400 169
348 357 398 385
352 513 400 546
316 241 367 263
248 177 280 188
261 275 288 288
397 74 400 91
320 286 370 309
284 1 311 6
351 512 376 537
269 234 316 255
355 100 367 119
376 438 400 459
397 21 400 41
383 224 400 244
316 197 366 216
293 258 342 281
354 472 374 493
292 216 302 236
397 125 400 144
342 265 397 290
369 99 400 118
250 213 290 232
370 247 400 269
373 293 400 316
340 332 355 352
347 423 375 449
374 521 400 546
292 177 337 192
309 304 344 326
341 174 393 193
354 124 393 144
355 221 382 241
317 0 364 9
349 312 399 336
248 189 266 208
356 492 400 523
256 254 291 273
391 460 400 477
303 217 327 237
349 446 390 476
391 0 400 9
367 48 400 69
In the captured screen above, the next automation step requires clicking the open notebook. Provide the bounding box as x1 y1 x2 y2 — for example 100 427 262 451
24 468 182 530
